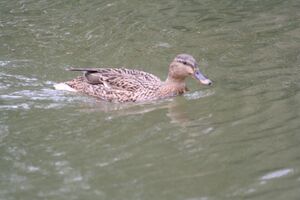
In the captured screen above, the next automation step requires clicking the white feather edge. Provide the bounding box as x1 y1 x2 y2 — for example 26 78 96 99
53 83 77 92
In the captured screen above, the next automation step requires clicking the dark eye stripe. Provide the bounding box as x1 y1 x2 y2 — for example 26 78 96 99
176 57 197 68
181 60 194 68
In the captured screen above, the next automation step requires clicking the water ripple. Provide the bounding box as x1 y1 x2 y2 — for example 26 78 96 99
260 168 293 181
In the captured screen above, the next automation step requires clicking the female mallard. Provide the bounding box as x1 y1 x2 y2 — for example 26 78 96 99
56 54 212 102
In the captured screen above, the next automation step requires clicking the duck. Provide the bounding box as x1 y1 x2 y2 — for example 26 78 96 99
56 54 212 103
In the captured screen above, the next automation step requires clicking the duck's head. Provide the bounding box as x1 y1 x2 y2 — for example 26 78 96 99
168 54 212 85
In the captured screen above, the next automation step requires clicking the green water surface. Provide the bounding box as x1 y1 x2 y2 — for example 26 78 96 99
1 0 300 200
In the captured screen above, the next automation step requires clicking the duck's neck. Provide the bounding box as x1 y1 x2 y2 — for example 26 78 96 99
160 76 187 96
165 75 185 85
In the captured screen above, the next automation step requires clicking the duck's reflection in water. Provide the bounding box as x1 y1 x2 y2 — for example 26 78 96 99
76 89 214 126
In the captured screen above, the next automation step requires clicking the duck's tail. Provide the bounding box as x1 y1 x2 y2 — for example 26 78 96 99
66 68 100 72
53 83 77 92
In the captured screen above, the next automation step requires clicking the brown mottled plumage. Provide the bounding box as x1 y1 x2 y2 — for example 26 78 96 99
64 54 212 102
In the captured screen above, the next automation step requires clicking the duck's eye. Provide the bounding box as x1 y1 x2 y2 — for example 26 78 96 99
182 61 187 65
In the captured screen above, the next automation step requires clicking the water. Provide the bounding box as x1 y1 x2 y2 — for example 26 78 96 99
1 0 300 199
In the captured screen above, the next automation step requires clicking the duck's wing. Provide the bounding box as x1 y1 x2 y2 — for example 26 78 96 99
67 68 162 91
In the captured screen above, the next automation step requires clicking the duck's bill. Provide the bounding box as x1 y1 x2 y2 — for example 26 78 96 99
194 70 212 85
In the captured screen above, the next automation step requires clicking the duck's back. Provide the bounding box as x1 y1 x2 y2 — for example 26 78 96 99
65 68 163 102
